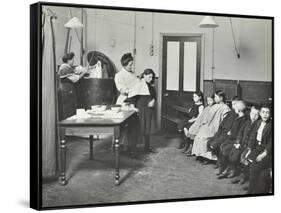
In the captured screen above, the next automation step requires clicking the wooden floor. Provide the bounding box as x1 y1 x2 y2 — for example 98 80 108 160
42 134 247 208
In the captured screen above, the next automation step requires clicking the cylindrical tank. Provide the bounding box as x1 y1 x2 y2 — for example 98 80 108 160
58 51 117 120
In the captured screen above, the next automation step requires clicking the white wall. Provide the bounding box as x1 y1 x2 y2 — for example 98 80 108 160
213 17 272 81
85 9 135 70
47 6 84 66
88 9 272 81
46 6 272 82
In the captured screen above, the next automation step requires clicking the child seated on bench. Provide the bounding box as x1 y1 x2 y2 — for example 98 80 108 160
191 91 230 159
202 96 238 164
182 95 215 155
177 91 204 155
246 105 272 194
217 100 247 178
230 106 260 184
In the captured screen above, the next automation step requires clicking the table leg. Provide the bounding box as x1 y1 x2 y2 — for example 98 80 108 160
114 127 120 185
89 135 94 160
59 139 67 185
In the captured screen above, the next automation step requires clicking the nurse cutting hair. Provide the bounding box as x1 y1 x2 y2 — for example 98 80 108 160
114 53 149 105
113 53 149 157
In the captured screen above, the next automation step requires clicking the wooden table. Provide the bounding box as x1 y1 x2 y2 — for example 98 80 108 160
58 110 137 186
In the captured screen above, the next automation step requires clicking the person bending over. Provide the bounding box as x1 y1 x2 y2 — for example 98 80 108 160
58 52 88 83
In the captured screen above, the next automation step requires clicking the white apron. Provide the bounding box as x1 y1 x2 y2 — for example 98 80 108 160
114 68 150 105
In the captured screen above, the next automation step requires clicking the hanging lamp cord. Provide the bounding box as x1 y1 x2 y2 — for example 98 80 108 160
229 18 240 58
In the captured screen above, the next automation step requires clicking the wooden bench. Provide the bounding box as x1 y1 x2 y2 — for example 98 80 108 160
172 105 190 114
162 105 191 125
161 105 191 137
162 115 183 125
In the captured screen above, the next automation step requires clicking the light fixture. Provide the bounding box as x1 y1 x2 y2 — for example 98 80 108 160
198 16 219 28
199 16 218 86
199 16 241 94
64 17 84 28
64 17 84 55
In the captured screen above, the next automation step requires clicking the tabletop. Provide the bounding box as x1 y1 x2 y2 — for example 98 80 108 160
58 110 136 127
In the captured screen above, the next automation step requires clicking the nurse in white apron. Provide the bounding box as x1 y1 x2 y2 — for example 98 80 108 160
114 53 148 157
114 53 140 105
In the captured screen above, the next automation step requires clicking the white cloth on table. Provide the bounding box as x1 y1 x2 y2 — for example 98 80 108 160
114 68 150 105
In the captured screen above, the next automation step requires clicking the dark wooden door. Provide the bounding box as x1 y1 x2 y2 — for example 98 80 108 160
162 35 202 128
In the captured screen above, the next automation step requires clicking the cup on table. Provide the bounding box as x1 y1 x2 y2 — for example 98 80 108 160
111 106 121 113
76 108 86 116
99 105 107 111
91 105 99 111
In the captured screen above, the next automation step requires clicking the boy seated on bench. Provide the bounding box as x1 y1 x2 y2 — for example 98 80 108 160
230 106 260 184
246 105 272 194
217 100 247 179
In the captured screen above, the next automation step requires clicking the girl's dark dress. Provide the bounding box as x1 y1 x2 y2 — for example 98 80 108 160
135 83 157 136
177 103 203 131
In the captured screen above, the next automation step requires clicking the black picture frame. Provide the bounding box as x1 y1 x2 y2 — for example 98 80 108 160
30 1 274 210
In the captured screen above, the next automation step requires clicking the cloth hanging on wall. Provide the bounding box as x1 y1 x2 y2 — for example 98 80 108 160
42 14 57 178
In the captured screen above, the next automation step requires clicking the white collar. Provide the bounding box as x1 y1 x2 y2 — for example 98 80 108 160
121 67 134 74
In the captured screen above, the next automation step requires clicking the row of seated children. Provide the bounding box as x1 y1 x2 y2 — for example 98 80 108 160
177 91 272 194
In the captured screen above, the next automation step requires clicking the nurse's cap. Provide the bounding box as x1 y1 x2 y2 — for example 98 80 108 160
121 53 133 66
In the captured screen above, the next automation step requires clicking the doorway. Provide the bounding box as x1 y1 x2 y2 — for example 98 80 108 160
160 35 202 130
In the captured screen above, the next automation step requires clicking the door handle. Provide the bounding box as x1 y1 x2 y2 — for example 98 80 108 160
163 93 169 97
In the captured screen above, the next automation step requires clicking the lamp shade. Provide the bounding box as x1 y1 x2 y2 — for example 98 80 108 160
64 17 84 29
198 16 219 28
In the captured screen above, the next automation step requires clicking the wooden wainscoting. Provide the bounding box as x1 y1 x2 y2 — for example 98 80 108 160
203 79 272 105
239 80 272 104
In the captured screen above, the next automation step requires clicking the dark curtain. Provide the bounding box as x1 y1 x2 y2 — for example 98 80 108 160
42 13 57 178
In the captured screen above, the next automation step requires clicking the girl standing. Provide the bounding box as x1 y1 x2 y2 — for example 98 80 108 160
135 69 157 153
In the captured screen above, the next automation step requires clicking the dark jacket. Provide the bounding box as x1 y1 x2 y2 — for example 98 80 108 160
236 119 257 147
228 115 247 141
208 110 237 149
248 120 272 154
213 110 237 139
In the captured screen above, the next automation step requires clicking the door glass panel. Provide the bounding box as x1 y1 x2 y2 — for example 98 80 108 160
183 42 197 92
166 41 180 91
